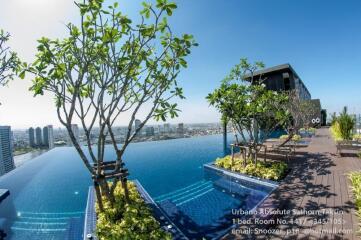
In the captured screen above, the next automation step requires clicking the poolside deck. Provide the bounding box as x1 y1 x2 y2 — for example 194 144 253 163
222 127 360 240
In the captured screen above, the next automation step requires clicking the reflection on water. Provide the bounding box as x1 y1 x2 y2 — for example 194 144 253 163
14 150 49 168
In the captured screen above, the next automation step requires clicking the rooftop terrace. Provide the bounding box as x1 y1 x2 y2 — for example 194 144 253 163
222 128 360 239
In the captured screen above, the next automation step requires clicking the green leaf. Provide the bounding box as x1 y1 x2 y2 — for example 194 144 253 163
166 8 172 16
19 71 26 79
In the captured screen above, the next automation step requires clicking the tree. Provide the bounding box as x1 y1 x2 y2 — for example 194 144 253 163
23 0 197 210
279 90 319 145
207 58 289 164
337 106 355 140
330 112 337 125
0 30 20 86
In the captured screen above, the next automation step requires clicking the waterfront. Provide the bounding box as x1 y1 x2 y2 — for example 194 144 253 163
13 149 48 168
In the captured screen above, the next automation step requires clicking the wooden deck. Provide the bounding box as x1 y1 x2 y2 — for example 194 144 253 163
222 128 361 240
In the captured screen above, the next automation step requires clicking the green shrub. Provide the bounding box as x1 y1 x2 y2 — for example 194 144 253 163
338 117 355 140
330 107 355 141
279 135 289 140
300 127 316 133
215 156 288 181
279 134 301 142
354 134 361 141
308 127 316 133
330 121 343 141
349 172 361 232
96 182 172 240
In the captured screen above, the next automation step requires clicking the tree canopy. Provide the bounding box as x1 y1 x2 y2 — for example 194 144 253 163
23 0 197 208
207 58 290 147
0 30 20 86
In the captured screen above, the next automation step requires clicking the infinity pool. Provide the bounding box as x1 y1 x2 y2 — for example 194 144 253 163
0 134 233 239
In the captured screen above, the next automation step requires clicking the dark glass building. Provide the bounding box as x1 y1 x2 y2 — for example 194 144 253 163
245 63 323 127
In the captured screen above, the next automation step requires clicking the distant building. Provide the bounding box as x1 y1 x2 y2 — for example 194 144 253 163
28 127 35 147
35 127 42 146
177 123 184 135
68 124 80 145
133 119 142 136
0 126 15 176
163 123 170 133
145 126 155 136
134 119 141 130
157 125 162 134
43 125 54 149
321 109 327 126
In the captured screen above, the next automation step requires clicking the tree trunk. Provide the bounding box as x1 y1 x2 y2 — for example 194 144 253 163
279 128 295 147
223 121 227 151
242 149 247 167
121 177 130 203
231 145 234 167
94 181 104 212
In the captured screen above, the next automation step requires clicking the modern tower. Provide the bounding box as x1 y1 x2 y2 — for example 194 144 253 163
43 125 54 149
134 119 141 136
163 123 170 133
0 126 15 176
28 127 35 147
35 127 42 146
177 123 184 135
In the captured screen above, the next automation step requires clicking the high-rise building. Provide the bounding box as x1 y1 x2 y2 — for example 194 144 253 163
43 125 54 149
163 123 170 133
244 63 311 100
134 119 142 136
157 125 162 134
0 126 15 176
28 127 35 147
244 63 322 127
145 126 155 136
177 123 184 135
35 127 42 146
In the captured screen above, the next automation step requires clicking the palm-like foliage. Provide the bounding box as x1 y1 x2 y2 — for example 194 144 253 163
337 107 355 140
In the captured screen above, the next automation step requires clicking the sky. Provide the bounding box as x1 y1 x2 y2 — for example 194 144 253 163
0 0 360 129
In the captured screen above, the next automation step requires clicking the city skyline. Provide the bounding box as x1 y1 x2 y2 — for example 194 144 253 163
0 0 361 128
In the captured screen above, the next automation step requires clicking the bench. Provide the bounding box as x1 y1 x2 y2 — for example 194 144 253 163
259 143 293 162
336 140 361 155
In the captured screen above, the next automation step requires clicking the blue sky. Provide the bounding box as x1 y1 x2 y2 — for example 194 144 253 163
166 0 361 115
0 0 360 128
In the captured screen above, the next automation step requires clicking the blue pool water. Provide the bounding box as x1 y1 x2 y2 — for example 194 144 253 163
156 166 276 239
0 134 275 239
0 135 230 239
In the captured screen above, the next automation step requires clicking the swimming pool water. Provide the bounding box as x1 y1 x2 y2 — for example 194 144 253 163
0 134 234 239
156 166 276 239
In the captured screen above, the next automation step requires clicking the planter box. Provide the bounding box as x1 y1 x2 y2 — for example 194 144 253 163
83 181 187 240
